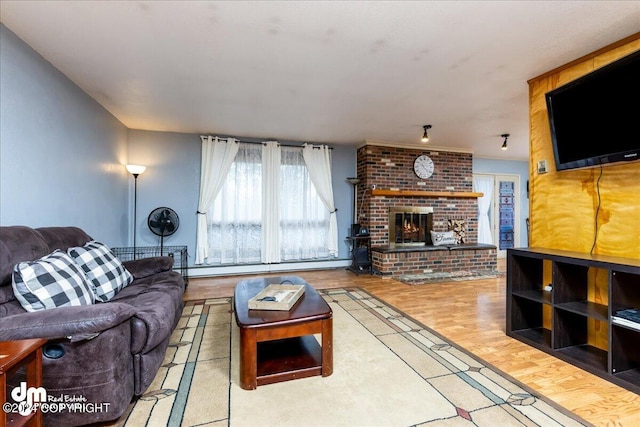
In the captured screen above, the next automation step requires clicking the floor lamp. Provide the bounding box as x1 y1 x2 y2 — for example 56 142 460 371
126 164 146 259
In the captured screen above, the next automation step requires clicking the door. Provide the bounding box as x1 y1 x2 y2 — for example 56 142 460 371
474 174 521 258
494 175 520 258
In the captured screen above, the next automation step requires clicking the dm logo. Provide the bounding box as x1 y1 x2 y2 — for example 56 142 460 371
11 382 47 416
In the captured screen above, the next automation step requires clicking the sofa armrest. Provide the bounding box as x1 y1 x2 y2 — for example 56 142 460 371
0 302 137 341
123 256 174 279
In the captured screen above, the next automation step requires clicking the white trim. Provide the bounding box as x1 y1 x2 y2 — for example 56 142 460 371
189 259 351 278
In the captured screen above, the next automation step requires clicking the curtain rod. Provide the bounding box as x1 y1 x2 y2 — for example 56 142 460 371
200 135 332 149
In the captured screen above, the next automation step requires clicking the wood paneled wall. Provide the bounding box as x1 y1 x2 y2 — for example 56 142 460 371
529 34 640 350
528 34 640 259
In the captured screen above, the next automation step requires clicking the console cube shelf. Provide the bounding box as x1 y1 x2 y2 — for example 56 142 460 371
506 247 640 394
112 245 189 287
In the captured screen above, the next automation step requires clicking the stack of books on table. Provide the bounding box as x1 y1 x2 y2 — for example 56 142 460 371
611 308 640 331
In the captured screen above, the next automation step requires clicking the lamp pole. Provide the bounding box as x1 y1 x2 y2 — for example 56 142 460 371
126 165 147 259
132 173 139 259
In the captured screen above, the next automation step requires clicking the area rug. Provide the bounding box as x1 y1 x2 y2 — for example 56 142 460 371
396 270 504 285
113 288 590 427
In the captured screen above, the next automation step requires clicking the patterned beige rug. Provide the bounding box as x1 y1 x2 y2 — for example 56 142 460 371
113 288 590 426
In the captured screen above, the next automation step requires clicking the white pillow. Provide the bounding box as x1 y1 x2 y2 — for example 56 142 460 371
12 250 95 312
68 241 133 302
430 230 457 246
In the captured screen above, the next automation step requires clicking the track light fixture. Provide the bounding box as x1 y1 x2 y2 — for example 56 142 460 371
501 133 509 150
421 125 432 143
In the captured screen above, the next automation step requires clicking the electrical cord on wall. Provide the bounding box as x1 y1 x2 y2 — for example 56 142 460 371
590 166 603 255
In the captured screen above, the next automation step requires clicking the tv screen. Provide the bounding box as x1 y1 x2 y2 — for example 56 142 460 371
545 50 640 171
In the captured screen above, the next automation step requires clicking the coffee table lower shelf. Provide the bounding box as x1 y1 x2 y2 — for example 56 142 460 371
256 336 323 387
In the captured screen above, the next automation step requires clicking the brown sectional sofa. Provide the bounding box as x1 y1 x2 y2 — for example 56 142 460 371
0 225 185 426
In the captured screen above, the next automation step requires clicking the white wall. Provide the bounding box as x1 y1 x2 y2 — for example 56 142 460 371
0 24 130 246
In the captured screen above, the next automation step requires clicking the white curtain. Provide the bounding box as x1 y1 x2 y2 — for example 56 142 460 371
207 143 262 264
195 136 239 264
202 141 332 264
474 175 494 245
280 146 330 260
302 144 338 257
261 142 281 263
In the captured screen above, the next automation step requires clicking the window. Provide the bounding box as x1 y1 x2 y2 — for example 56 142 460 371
280 146 330 261
206 143 330 264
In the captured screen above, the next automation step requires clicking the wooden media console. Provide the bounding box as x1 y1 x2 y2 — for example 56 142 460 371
506 247 640 394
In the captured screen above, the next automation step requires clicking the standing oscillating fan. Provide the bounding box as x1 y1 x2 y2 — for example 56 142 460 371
147 207 180 255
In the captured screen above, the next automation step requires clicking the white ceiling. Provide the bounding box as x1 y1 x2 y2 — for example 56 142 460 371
2 1 639 160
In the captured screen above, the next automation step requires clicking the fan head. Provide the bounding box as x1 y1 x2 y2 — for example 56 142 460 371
148 207 180 237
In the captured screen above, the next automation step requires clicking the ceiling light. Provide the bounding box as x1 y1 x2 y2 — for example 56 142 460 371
501 134 509 150
421 125 432 143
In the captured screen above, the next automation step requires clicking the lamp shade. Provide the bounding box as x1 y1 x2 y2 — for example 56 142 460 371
346 177 361 185
126 164 147 175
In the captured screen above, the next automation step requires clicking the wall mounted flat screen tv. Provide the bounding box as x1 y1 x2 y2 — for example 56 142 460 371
545 50 640 171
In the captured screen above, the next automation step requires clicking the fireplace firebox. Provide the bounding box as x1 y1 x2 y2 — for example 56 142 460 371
388 206 434 246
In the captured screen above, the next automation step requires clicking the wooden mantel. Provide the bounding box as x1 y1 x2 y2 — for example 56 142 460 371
371 189 483 198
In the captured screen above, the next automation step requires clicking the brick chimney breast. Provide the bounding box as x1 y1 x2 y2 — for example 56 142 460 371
356 144 477 246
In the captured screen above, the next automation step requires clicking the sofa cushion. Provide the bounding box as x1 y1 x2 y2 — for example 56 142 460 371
123 256 174 280
113 271 185 353
0 285 15 304
68 241 133 302
35 226 92 252
12 249 95 312
120 290 182 354
0 226 50 286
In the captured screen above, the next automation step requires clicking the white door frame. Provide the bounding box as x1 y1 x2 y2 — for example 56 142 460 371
474 173 521 258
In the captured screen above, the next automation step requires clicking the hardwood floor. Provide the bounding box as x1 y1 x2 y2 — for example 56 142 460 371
184 261 640 427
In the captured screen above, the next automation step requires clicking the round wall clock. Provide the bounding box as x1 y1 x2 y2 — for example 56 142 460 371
413 154 434 179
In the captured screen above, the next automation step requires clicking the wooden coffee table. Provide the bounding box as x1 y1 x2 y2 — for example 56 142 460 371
234 276 333 390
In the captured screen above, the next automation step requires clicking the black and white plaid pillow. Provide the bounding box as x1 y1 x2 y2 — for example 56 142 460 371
68 241 133 302
12 250 95 312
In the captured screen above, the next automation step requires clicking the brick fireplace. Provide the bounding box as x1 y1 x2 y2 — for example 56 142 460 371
356 144 478 244
389 206 434 246
355 143 496 277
